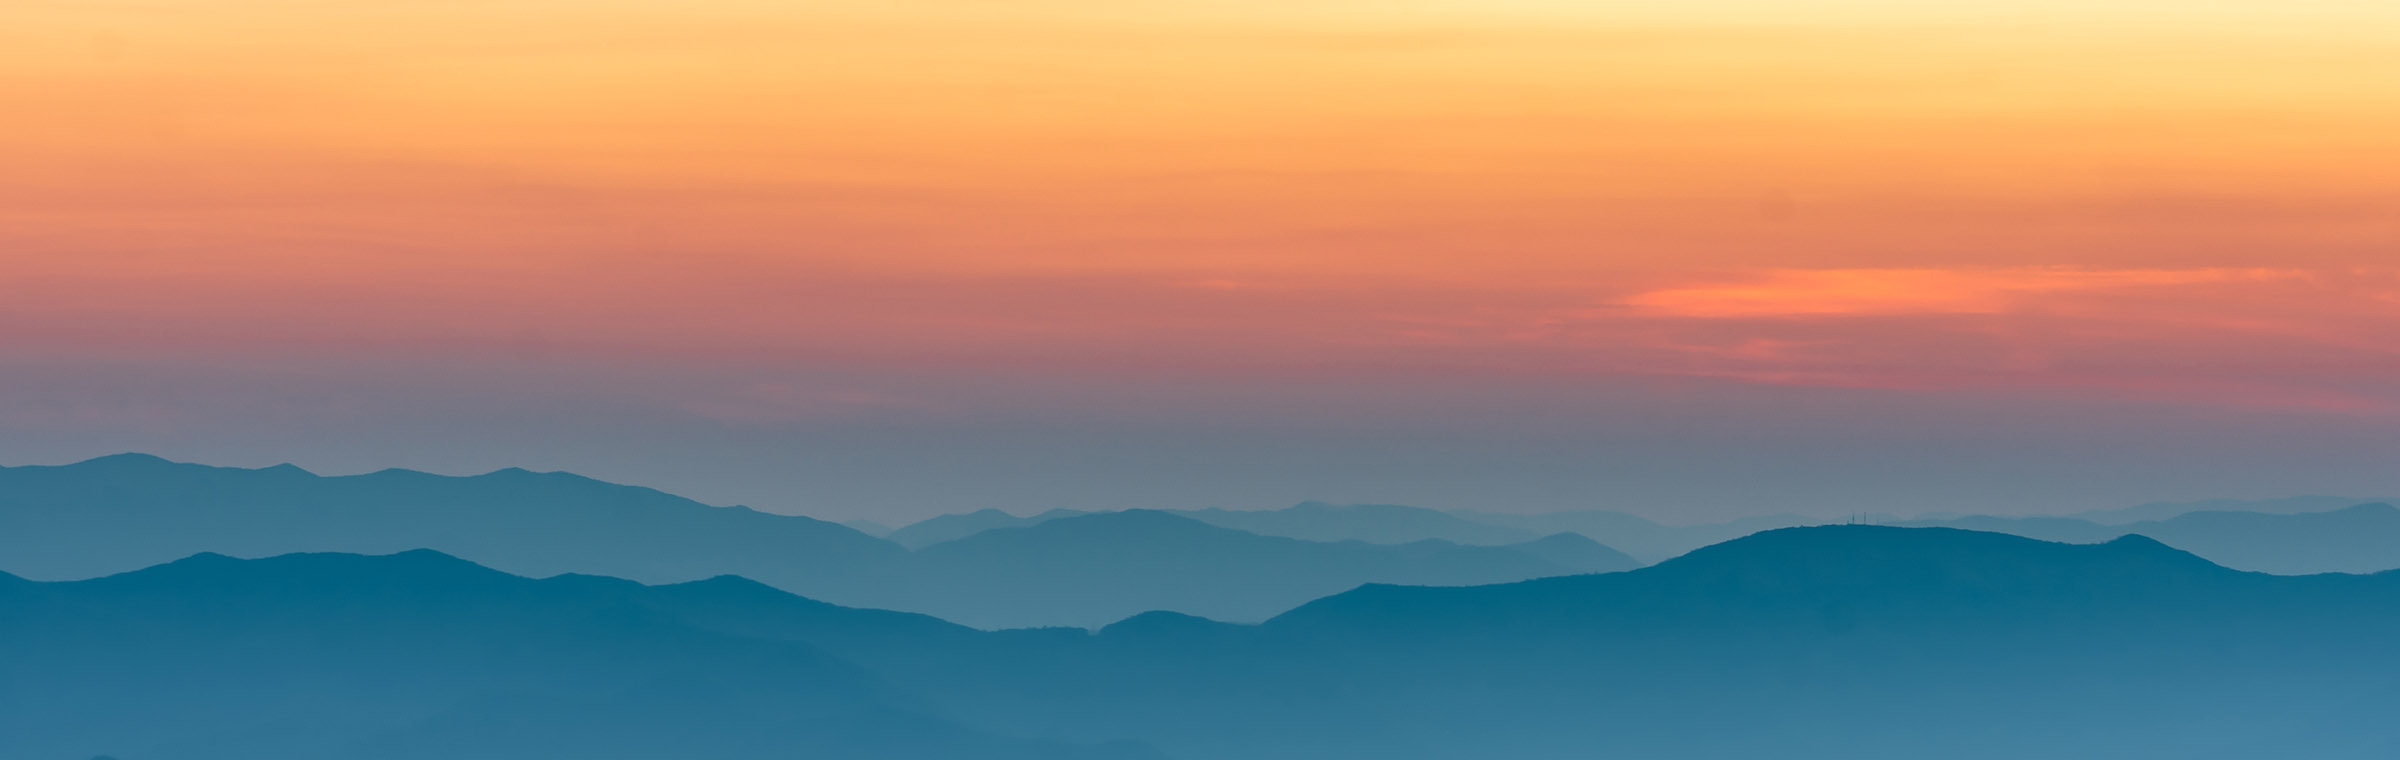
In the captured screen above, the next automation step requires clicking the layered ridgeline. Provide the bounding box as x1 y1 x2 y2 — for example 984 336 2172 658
878 511 1634 628
1452 508 1822 562
881 497 2400 573
2065 495 2400 524
0 550 1153 760
0 454 902 597
6 527 2396 760
0 455 1633 628
12 455 2398 628
887 502 1540 550
886 500 1782 562
1899 503 2400 575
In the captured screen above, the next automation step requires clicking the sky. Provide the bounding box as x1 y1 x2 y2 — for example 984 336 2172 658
5 0 2398 523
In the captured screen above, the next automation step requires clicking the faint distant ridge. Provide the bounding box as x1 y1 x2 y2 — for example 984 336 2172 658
881 510 1636 628
1905 502 2400 575
0 452 901 603
2069 494 2399 524
885 501 1541 550
886 508 1094 549
1174 501 1543 546
0 455 1643 629
1445 508 1821 563
890 501 1557 551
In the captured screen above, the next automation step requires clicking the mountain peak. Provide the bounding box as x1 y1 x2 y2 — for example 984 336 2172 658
71 452 179 468
60 454 319 478
1097 609 1247 640
1268 525 2276 638
1520 531 1604 549
2102 532 2173 550
97 549 523 595
1645 525 2240 591
1504 532 1643 574
2093 532 2224 566
669 573 792 599
171 550 239 565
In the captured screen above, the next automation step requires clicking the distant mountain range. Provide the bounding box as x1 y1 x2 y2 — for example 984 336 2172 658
1176 501 1546 546
0 453 901 596
9 454 2398 631
9 527 2396 759
884 501 1539 550
879 496 2400 575
2065 494 2400 524
0 455 1633 629
875 510 1635 628
883 502 1817 563
1452 508 1822 562
886 507 1095 549
1900 503 2400 574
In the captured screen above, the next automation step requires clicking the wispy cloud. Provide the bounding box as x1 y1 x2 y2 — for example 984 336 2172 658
1619 268 2301 318
1580 267 2400 413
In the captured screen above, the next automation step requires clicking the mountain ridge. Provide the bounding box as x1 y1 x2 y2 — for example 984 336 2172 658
11 527 2400 759
882 509 1634 628
3 455 1643 629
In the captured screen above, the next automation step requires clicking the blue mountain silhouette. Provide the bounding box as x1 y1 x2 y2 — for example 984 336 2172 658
0 454 899 598
0 548 1155 760
11 526 2398 759
0 455 1636 629
1905 502 2400 574
944 527 2400 759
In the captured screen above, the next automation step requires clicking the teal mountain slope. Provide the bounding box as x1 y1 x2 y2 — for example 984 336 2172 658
0 455 1635 628
1903 502 2400 574
0 454 902 603
6 528 2398 760
0 549 1154 760
1030 527 2400 759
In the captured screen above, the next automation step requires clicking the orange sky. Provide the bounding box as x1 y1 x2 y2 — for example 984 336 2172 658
10 1 2398 268
5 1 2400 517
